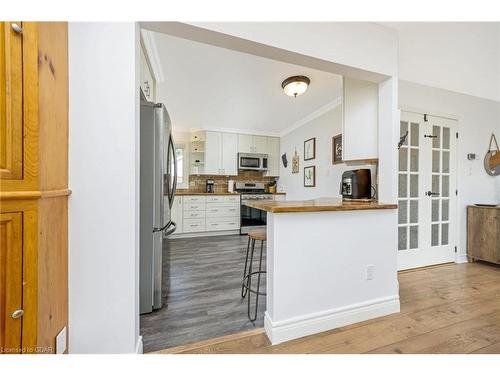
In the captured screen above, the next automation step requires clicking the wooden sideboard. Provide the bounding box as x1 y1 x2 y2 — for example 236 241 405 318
1 22 68 354
467 205 500 265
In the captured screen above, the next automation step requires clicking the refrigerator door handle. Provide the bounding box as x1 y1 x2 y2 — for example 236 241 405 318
164 221 177 237
168 135 177 209
153 219 171 233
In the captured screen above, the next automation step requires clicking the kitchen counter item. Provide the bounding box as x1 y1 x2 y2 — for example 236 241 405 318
244 197 397 213
175 191 240 196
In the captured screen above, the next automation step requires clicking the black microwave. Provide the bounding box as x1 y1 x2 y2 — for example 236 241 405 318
238 153 268 171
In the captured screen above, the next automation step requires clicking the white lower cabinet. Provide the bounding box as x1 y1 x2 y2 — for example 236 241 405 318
173 195 241 236
273 194 285 201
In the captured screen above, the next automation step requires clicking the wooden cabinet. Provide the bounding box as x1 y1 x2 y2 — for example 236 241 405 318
238 134 268 154
0 212 23 352
467 206 500 264
342 77 378 161
168 196 183 235
221 133 238 175
0 22 68 354
266 137 280 177
0 23 23 181
204 131 221 175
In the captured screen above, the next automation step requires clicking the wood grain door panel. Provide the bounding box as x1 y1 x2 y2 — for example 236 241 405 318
0 212 23 353
0 22 23 181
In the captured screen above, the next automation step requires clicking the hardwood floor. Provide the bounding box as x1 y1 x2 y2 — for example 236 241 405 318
140 234 266 352
154 262 500 354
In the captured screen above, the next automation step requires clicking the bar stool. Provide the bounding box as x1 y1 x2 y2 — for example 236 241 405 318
241 229 266 322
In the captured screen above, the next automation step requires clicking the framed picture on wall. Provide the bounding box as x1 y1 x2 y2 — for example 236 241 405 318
304 166 316 187
304 137 316 160
332 134 342 164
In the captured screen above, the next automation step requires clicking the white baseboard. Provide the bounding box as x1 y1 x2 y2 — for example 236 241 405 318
167 229 241 239
136 335 143 354
264 295 400 345
455 254 469 264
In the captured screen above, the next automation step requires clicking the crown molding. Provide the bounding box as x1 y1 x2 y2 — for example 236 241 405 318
279 97 342 137
140 29 165 83
188 126 280 137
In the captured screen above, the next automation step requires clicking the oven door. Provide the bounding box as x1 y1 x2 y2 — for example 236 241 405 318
239 154 261 170
240 201 267 234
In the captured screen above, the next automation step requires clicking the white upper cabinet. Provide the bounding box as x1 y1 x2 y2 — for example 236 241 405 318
221 133 238 176
140 46 155 101
204 131 222 175
342 77 378 161
203 131 238 176
266 137 280 177
238 134 269 154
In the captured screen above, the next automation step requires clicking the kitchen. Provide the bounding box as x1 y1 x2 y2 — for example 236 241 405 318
137 28 384 352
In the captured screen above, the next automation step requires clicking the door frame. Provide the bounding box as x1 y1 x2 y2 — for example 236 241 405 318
400 106 461 265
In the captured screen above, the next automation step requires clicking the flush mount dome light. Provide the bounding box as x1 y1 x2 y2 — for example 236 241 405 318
282 75 310 97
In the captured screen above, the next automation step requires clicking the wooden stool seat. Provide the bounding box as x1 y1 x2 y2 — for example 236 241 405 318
248 229 267 241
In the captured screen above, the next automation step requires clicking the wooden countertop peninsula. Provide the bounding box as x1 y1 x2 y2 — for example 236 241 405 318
244 197 397 213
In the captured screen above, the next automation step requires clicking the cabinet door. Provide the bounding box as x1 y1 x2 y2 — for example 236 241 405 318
0 22 23 181
266 137 280 176
0 212 23 352
253 136 268 154
342 77 378 161
204 131 221 175
140 46 154 101
238 134 254 153
170 197 183 234
221 133 238 176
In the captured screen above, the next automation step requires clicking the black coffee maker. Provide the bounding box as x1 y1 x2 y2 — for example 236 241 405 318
205 179 215 193
340 169 372 200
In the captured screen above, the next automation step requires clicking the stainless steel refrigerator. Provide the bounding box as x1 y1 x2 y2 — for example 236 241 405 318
140 99 177 314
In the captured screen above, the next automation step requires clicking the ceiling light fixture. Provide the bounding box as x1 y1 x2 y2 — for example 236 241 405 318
282 75 310 98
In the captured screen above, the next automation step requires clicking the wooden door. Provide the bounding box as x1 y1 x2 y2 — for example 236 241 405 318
0 22 23 181
0 212 23 353
398 112 458 270
221 133 238 176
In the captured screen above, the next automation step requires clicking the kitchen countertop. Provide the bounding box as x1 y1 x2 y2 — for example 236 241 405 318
174 191 286 196
244 197 397 213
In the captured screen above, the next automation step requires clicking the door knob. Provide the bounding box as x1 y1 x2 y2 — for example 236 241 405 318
11 309 24 319
426 191 440 197
11 23 23 34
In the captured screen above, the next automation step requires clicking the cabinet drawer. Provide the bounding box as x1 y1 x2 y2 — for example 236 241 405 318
206 218 240 231
183 203 206 211
224 195 240 203
206 195 225 203
183 219 205 233
206 206 239 217
183 211 205 219
182 196 206 203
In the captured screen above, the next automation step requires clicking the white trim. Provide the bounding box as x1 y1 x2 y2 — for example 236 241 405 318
455 254 469 264
140 29 165 83
264 295 400 345
188 126 280 138
167 229 241 239
279 97 342 137
135 335 143 354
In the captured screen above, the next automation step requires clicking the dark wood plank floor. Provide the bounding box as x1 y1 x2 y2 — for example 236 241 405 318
154 262 500 354
140 234 265 352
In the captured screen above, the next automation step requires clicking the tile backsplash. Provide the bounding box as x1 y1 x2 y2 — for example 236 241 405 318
183 170 277 193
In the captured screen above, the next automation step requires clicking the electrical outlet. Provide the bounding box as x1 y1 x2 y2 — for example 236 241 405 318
366 265 375 280
56 326 67 354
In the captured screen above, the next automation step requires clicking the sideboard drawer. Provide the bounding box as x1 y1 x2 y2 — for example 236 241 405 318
183 219 206 233
182 196 206 204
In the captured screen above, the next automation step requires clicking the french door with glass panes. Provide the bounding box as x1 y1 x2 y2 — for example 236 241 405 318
398 111 457 270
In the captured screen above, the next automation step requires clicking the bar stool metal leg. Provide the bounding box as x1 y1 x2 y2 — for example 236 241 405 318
248 239 265 322
241 236 251 298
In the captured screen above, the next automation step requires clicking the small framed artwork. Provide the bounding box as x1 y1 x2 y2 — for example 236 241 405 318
332 134 342 164
292 150 300 174
304 137 316 161
304 166 316 187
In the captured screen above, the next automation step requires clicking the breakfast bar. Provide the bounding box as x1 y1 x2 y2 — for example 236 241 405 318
245 198 400 344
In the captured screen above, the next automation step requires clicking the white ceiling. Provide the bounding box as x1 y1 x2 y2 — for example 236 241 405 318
151 31 343 136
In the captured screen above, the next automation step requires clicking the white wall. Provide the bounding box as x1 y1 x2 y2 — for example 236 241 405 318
190 22 398 77
399 80 500 261
385 23 500 102
279 104 376 201
68 22 141 353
